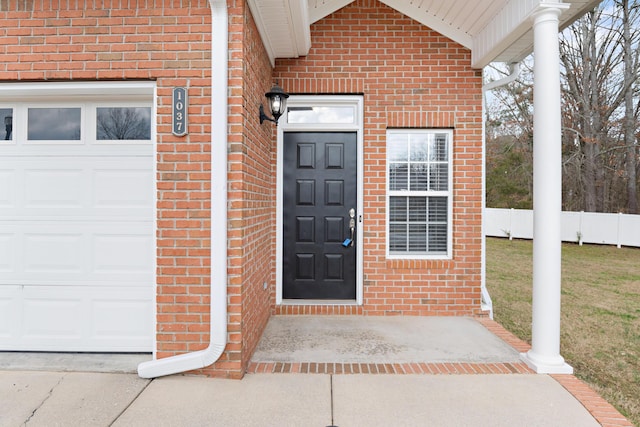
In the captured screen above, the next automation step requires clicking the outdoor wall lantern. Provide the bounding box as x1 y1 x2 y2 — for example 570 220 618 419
4 115 11 140
259 84 289 126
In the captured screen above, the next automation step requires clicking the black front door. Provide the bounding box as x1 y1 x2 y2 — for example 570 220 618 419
283 132 357 299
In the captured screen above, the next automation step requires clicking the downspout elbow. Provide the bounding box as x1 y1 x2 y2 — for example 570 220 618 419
137 343 227 379
483 62 521 92
138 0 228 379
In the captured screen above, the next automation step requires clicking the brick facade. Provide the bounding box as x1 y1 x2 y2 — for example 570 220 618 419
273 0 484 317
222 0 275 376
0 0 236 375
0 0 483 378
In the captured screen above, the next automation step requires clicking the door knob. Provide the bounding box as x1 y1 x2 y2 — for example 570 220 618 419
342 208 356 247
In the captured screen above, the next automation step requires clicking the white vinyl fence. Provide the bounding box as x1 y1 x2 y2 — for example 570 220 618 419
485 208 640 248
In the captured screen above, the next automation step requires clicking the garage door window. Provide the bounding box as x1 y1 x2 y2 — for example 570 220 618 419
1 103 153 145
28 107 82 141
1 108 12 141
96 107 151 141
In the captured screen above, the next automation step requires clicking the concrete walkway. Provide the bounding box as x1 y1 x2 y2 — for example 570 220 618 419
0 316 632 426
0 370 602 426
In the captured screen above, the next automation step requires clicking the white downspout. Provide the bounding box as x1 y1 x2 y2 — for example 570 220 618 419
481 62 521 319
138 0 228 378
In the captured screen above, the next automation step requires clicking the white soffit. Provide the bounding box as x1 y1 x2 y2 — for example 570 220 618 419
308 0 354 23
471 0 603 68
252 0 602 68
248 0 311 66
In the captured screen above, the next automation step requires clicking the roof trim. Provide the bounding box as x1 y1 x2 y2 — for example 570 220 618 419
471 0 600 68
472 0 552 68
250 0 601 69
379 0 473 49
247 0 311 66
308 0 354 24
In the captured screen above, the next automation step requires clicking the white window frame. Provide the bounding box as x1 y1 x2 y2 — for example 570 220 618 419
89 103 153 145
23 104 85 145
0 107 15 145
386 128 453 260
0 82 156 149
1 103 153 145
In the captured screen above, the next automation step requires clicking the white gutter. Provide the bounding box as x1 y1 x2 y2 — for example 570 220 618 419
138 0 228 378
480 62 522 320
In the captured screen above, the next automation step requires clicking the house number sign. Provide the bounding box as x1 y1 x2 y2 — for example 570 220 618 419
172 87 188 136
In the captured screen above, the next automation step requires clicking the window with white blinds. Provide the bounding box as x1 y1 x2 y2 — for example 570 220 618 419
387 129 452 258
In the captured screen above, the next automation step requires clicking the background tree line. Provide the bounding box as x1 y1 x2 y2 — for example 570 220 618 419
486 0 639 213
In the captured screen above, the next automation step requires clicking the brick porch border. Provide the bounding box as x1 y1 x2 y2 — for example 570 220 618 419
247 317 632 426
247 361 532 375
476 319 633 427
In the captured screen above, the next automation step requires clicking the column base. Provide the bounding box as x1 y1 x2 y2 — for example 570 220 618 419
520 351 573 374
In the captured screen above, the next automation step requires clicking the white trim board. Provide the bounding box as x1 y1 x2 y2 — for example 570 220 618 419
275 95 364 305
0 81 157 352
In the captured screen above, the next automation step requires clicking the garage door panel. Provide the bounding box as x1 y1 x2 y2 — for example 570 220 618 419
0 286 20 339
92 297 153 340
0 96 154 352
0 286 153 352
24 232 85 274
0 233 15 273
24 168 85 209
94 169 153 209
0 222 153 285
0 169 15 208
22 294 84 340
0 157 152 219
93 234 153 275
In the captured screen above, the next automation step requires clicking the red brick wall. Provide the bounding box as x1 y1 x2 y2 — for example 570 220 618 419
0 0 485 378
203 0 275 376
273 0 484 317
236 4 275 372
0 0 244 376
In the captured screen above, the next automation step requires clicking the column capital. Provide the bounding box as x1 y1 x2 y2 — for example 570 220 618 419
530 2 570 23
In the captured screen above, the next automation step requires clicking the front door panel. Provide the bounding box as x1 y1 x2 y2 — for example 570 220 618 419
283 132 357 299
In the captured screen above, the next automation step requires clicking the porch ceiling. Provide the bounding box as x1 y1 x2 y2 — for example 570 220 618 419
248 0 601 68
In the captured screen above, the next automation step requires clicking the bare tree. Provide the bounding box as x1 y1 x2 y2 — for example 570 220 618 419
486 0 640 213
560 6 626 211
485 63 535 209
620 0 640 213
97 107 151 140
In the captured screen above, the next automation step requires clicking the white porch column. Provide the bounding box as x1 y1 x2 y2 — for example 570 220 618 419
520 3 573 374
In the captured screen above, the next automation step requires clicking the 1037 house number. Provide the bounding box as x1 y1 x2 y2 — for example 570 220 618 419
172 87 188 136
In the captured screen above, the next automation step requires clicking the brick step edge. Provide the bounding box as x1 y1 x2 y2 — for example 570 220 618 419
246 361 533 375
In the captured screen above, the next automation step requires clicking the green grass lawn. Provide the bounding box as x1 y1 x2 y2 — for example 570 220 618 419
486 237 640 426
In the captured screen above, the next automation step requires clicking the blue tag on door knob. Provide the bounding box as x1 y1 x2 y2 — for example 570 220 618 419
342 238 352 247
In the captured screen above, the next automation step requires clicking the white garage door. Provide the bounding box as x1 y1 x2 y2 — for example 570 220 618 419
0 86 155 352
